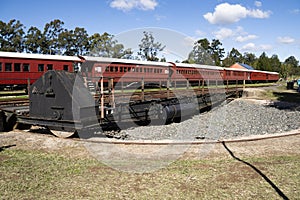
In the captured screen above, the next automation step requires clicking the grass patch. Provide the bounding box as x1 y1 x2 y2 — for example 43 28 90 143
0 148 299 199
0 95 28 101
247 84 300 103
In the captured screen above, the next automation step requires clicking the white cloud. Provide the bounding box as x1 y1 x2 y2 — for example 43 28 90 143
241 43 256 51
235 34 258 42
241 43 272 52
155 14 166 21
203 3 247 24
203 3 271 25
254 1 262 7
247 9 271 18
195 29 206 37
211 26 257 42
260 44 272 51
213 28 234 40
110 0 158 11
291 9 300 14
183 36 196 47
277 36 296 44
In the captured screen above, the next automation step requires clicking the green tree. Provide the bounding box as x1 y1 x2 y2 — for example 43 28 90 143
138 31 165 61
43 19 65 54
72 27 90 55
243 52 257 67
284 56 299 76
222 48 243 67
0 19 25 52
58 29 75 55
284 56 299 68
56 27 90 56
187 38 224 66
269 54 281 72
89 32 132 58
256 52 271 71
187 38 214 65
24 26 46 53
280 63 292 79
210 39 225 66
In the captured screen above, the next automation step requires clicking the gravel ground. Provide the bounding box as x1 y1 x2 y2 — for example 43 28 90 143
119 99 300 141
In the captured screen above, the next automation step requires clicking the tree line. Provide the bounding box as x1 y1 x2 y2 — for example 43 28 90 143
0 19 134 58
0 19 299 78
186 38 299 79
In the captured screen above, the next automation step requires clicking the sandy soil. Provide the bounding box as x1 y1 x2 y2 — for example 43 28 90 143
1 128 299 161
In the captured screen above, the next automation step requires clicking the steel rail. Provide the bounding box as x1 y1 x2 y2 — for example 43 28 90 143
71 131 300 145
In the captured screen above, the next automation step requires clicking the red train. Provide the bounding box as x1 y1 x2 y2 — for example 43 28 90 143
0 51 279 91
81 56 279 89
0 51 82 90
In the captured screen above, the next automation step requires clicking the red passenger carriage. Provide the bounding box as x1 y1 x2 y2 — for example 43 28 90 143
0 51 279 91
0 51 82 90
80 56 173 89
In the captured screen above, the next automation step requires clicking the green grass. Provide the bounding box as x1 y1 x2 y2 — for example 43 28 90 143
0 149 299 199
257 84 300 103
0 95 28 100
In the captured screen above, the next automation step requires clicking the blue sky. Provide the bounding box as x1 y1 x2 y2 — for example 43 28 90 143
1 0 300 62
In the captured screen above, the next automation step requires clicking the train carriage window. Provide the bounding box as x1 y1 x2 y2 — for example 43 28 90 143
120 67 123 72
14 63 21 71
23 64 30 72
38 64 44 72
0 63 2 71
220 71 224 77
95 66 102 72
5 63 12 71
63 65 68 71
47 64 53 71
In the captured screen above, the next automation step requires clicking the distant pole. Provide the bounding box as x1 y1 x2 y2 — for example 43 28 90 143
141 77 145 101
100 76 104 119
27 78 30 94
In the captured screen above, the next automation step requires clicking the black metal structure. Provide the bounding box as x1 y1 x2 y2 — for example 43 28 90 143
17 71 99 136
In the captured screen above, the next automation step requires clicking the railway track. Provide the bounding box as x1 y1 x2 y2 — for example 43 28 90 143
0 98 29 107
72 130 300 145
13 126 300 146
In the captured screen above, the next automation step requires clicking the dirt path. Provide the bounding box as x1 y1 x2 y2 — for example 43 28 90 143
1 128 299 161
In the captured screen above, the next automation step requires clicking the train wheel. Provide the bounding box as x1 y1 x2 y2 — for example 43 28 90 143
50 129 75 138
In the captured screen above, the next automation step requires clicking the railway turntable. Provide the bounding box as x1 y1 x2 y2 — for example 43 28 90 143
0 68 243 138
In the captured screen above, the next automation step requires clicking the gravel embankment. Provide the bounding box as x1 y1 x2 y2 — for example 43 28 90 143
119 99 300 141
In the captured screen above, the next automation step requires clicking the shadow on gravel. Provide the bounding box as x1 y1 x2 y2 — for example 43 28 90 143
222 141 289 200
0 144 16 152
267 101 300 111
274 91 300 101
270 91 300 110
